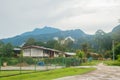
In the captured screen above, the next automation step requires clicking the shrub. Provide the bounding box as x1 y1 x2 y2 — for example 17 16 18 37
117 55 120 62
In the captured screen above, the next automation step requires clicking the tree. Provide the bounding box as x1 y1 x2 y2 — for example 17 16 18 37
94 29 106 53
114 43 120 59
104 50 112 59
81 43 89 58
46 40 67 51
0 41 4 56
34 41 45 47
24 38 36 46
76 50 85 59
1 43 14 57
117 55 120 62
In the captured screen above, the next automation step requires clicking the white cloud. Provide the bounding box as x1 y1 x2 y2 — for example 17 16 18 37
0 0 120 38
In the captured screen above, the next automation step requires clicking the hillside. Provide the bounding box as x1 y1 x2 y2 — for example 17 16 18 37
1 24 120 46
1 26 89 46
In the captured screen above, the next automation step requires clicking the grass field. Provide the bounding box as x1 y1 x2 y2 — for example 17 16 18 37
0 70 34 77
103 60 120 66
80 60 101 66
0 68 96 80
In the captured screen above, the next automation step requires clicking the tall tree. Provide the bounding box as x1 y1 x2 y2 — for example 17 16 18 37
24 38 36 46
94 29 105 53
114 43 120 59
81 43 89 58
76 50 85 59
1 43 14 57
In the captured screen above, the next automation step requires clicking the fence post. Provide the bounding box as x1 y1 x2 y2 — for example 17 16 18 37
19 56 22 74
0 57 1 71
19 51 23 74
34 58 37 71
62 57 65 68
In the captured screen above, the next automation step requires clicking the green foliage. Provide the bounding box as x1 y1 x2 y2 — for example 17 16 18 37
76 50 85 59
104 50 112 59
117 55 120 62
114 43 120 59
80 60 101 66
103 60 120 66
81 43 90 58
44 57 81 67
0 43 14 57
1 57 35 65
7 58 19 65
20 57 35 65
24 38 36 46
94 30 112 54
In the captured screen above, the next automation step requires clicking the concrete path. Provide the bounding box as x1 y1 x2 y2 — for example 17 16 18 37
55 63 120 80
1 66 63 70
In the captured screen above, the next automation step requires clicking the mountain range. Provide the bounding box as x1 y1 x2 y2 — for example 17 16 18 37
1 24 120 46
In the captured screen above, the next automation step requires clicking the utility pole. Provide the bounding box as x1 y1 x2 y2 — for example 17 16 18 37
112 40 115 61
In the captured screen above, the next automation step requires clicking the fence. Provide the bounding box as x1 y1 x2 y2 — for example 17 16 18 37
0 57 82 77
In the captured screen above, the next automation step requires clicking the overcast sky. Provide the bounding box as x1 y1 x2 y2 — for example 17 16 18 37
0 0 120 39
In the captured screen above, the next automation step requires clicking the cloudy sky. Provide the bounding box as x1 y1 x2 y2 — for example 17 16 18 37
0 0 120 39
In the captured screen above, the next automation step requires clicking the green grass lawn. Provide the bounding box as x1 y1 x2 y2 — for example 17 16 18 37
0 68 96 80
103 60 120 66
80 60 101 66
0 70 34 77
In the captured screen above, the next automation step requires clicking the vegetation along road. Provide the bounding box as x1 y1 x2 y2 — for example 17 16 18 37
55 63 120 80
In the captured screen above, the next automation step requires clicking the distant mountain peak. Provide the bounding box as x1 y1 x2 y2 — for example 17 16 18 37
2 26 89 46
112 24 120 32
22 26 61 36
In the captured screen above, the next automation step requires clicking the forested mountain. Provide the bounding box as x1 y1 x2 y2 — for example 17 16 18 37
1 26 90 46
21 26 61 36
111 24 120 42
1 24 120 53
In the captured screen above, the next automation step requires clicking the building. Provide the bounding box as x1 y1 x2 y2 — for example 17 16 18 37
64 52 76 57
22 45 63 58
13 48 21 57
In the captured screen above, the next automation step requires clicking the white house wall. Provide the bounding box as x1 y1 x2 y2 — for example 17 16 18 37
23 48 31 57
23 48 44 57
23 47 62 58
31 48 43 57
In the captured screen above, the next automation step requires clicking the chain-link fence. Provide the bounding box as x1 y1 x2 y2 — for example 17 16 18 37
0 57 82 77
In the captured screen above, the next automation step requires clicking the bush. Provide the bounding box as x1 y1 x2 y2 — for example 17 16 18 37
117 55 120 62
104 60 120 66
1 57 36 66
20 57 35 65
43 57 81 67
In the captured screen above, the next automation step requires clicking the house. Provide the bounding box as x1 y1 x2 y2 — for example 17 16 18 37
22 45 64 58
13 48 21 57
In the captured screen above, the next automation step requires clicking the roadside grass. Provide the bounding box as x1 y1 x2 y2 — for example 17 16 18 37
0 70 34 77
103 60 120 66
0 68 96 80
80 60 101 66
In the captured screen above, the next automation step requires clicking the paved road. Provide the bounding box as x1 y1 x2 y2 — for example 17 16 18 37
55 63 120 80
